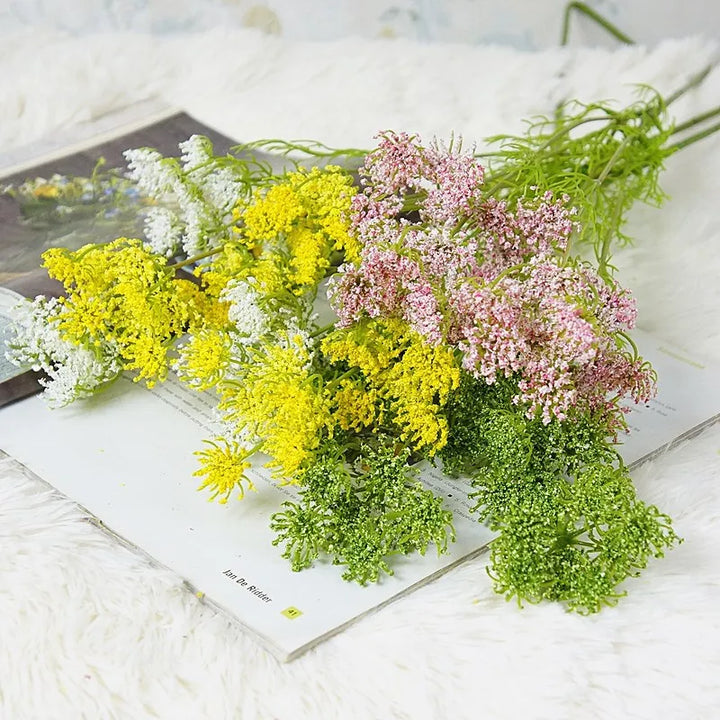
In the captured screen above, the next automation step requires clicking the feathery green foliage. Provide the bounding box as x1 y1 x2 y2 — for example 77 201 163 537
271 438 455 584
481 92 674 279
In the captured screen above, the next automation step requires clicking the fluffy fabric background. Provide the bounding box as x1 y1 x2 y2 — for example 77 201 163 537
1 29 720 719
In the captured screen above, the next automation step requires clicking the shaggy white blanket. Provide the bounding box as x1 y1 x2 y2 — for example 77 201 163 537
2 28 720 720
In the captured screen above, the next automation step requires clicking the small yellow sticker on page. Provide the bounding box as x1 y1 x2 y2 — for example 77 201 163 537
281 606 303 619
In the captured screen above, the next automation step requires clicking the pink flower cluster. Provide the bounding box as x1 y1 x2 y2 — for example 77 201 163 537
450 256 650 424
329 131 655 425
476 193 576 277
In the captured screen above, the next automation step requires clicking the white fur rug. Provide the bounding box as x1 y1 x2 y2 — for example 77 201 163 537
2 28 720 720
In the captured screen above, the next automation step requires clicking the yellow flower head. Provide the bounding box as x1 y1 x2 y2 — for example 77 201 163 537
196 241 255 301
323 318 460 454
381 339 460 454
177 279 230 334
288 165 359 262
241 184 303 246
220 335 333 479
250 256 288 296
43 238 194 386
286 226 330 290
233 166 356 294
332 378 381 431
321 318 407 380
33 183 60 199
194 438 255 504
176 327 232 390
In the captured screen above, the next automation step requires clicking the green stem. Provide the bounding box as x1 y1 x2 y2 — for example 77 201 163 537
617 331 640 360
309 323 335 339
664 64 714 107
672 104 720 135
487 261 526 289
537 115 610 152
235 138 368 160
240 441 263 456
325 369 357 392
667 118 720 152
169 246 223 269
594 136 630 186
596 198 622 282
480 116 610 195
560 2 634 46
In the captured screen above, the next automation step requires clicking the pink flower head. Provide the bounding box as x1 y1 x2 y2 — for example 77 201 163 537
422 139 485 225
361 131 428 195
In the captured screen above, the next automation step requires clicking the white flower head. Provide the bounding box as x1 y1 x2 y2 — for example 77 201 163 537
221 280 267 346
200 167 244 213
124 148 179 198
143 206 183 257
7 297 121 407
179 135 213 172
179 197 214 258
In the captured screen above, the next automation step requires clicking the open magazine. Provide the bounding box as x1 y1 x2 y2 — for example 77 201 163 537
1 103 718 660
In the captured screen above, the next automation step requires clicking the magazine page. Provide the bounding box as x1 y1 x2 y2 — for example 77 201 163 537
619 329 720 468
1 321 718 659
0 100 238 283
0 372 495 661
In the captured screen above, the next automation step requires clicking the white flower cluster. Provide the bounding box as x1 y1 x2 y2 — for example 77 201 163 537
179 135 212 172
179 195 214 259
125 136 246 260
200 167 245 214
143 206 182 257
124 148 178 197
221 279 268 346
7 297 121 408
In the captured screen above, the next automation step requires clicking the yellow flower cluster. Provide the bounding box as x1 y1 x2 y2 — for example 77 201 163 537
234 166 356 294
383 340 460 452
173 277 228 333
33 183 60 199
242 184 302 248
220 336 332 478
288 165 360 262
321 318 407 380
43 238 193 386
195 242 254 303
322 319 460 454
175 328 232 390
333 378 381 431
247 258 288 297
194 438 254 504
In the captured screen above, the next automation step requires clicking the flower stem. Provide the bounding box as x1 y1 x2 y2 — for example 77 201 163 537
668 118 720 152
672 104 720 135
560 2 634 46
325 368 356 391
243 441 264 458
664 64 714 107
309 323 335 339
169 246 223 269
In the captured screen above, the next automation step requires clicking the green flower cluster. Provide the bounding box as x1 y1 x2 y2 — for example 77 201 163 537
272 439 454 584
441 375 678 612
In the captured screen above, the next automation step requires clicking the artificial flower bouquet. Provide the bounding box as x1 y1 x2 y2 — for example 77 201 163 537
7 83 718 614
